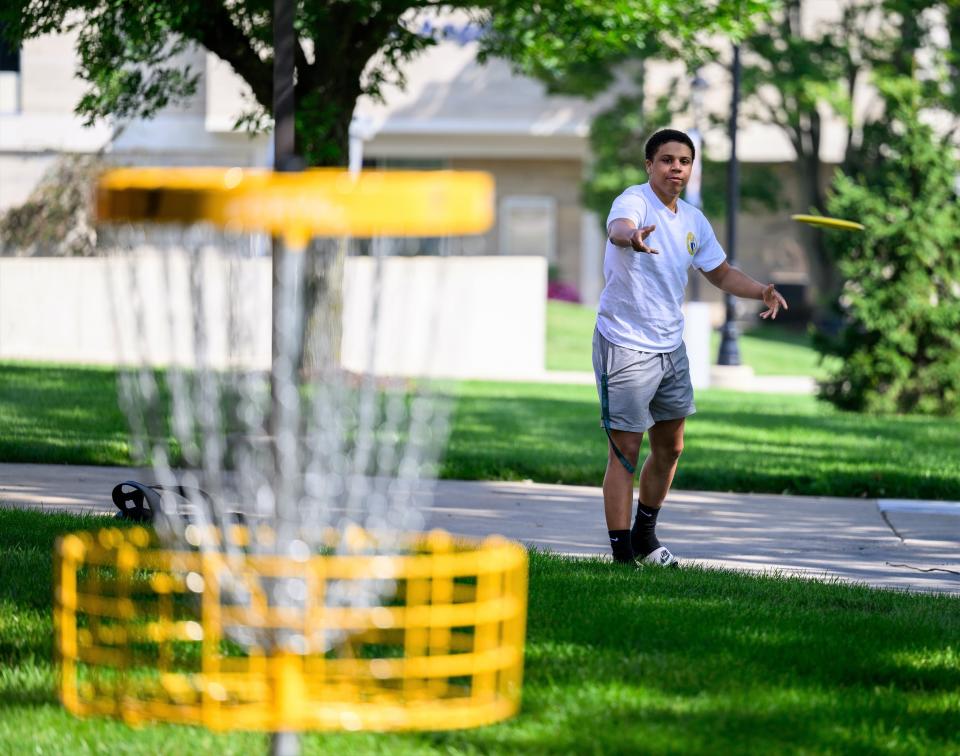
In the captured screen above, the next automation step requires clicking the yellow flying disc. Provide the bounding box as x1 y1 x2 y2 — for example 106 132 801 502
791 214 865 231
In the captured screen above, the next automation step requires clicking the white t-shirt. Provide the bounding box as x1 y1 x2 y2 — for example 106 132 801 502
596 182 726 352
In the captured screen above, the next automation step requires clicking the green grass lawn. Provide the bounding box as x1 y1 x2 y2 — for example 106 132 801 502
545 300 599 372
2 362 959 500
0 362 130 465
547 299 839 377
2 508 958 754
445 383 960 499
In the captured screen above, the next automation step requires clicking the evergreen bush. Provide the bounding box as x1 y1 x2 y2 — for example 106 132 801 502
816 79 960 415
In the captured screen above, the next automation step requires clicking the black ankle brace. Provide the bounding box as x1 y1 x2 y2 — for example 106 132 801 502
631 502 661 557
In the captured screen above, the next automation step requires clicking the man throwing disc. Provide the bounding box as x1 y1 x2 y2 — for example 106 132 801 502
594 128 787 567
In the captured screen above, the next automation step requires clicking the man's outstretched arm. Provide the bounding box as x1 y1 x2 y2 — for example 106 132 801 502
608 219 659 254
701 261 788 320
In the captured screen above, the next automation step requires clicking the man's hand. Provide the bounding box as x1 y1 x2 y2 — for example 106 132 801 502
630 225 658 255
608 219 658 254
702 262 790 318
759 283 788 320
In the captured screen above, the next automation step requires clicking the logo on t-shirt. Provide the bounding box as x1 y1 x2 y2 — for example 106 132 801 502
686 231 698 255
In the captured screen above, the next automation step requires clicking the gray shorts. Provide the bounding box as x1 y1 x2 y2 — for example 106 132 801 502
592 328 696 433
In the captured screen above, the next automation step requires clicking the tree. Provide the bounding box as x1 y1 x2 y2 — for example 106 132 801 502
478 0 775 277
479 0 770 91
0 1 777 370
1 0 771 168
3 1 443 166
816 78 960 415
740 0 960 305
739 0 850 301
580 76 783 225
528 0 958 311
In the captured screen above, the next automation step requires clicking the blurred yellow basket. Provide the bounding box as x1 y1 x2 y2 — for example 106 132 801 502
96 168 495 246
54 527 528 732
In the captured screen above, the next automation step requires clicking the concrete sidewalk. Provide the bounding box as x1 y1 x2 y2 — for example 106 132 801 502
2 462 958 595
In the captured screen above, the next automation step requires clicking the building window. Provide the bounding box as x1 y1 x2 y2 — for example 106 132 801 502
0 25 20 114
499 195 556 260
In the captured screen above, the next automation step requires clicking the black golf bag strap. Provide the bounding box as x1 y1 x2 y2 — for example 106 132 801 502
111 481 162 522
600 372 636 475
111 481 216 522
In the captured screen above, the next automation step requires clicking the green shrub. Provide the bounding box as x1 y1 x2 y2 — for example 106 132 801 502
816 79 960 415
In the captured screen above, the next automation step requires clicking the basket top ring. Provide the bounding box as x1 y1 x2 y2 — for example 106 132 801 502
96 167 495 246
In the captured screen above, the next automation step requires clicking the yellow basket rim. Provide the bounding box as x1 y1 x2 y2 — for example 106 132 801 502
56 527 528 573
95 167 495 244
54 525 529 733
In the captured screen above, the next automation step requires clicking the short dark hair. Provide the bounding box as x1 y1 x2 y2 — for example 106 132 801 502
644 129 695 162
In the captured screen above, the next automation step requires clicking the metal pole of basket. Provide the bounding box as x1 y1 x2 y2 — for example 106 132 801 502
271 0 299 372
270 2 302 754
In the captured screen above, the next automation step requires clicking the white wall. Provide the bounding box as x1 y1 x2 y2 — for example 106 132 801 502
682 302 712 390
0 253 546 380
342 256 545 379
579 210 604 307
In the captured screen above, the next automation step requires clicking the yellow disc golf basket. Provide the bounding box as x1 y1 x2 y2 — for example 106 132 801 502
55 526 527 732
53 167 528 735
95 167 495 249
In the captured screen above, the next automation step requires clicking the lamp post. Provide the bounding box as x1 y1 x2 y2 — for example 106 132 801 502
687 71 708 301
717 44 742 366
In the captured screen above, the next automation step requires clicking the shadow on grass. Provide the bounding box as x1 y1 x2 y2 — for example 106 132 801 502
0 363 130 466
499 556 960 750
2 361 959 497
446 393 960 499
1 513 959 753
375 555 960 754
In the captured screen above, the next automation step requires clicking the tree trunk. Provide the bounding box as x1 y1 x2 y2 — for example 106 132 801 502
804 102 844 305
785 0 838 312
293 83 358 167
797 150 838 307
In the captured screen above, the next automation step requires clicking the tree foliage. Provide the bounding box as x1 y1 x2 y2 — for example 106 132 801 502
481 1 776 232
739 1 850 299
480 0 771 94
2 1 450 166
1 0 771 168
553 0 959 309
579 71 666 220
740 0 960 302
581 76 783 224
742 0 960 172
816 79 960 415
0 1 770 261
